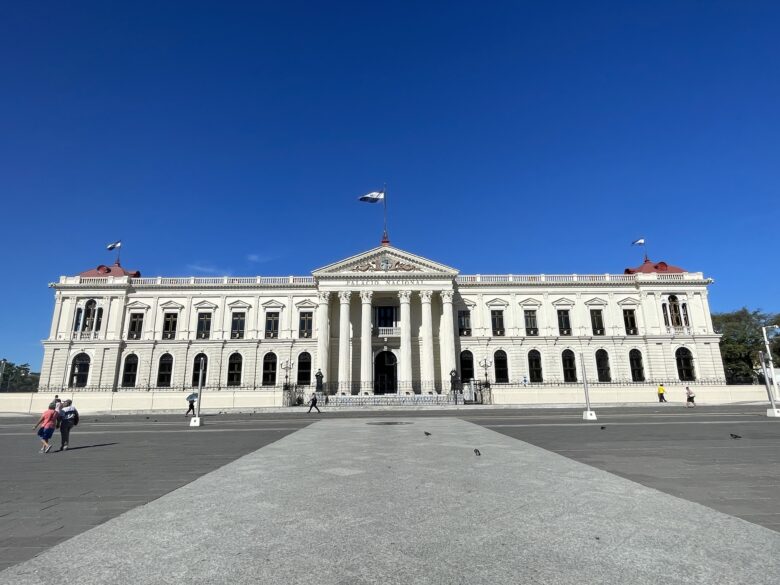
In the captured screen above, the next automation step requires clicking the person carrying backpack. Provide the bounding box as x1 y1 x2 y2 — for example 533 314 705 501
58 399 79 451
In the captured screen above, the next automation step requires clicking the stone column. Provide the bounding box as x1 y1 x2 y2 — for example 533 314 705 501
316 292 331 384
338 291 352 393
398 290 413 392
360 291 374 394
440 290 456 384
420 290 435 393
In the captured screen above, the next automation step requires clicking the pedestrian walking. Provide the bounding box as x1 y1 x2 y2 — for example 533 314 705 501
685 386 696 408
186 397 196 417
657 383 668 403
58 399 79 450
33 404 59 453
308 392 321 414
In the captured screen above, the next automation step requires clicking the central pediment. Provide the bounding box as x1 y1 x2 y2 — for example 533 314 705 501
312 246 459 278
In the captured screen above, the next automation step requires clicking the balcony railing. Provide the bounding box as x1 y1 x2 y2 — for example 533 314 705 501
667 326 692 335
71 331 98 340
374 327 401 337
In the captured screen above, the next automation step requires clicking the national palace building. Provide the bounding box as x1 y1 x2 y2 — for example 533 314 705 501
39 241 727 394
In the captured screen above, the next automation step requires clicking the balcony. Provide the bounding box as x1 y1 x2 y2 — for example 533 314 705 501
374 327 401 337
667 326 691 336
72 331 98 340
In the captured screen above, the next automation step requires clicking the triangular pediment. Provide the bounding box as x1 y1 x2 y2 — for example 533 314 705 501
193 300 219 310
312 246 458 278
261 299 285 309
518 297 542 307
227 300 251 310
159 300 185 310
486 297 509 308
584 297 608 306
617 297 640 306
295 299 317 309
126 301 151 311
551 297 575 307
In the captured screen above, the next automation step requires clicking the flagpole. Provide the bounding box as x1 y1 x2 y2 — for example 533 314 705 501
381 184 389 245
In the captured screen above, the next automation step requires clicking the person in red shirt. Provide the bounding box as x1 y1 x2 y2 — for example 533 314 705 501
33 404 59 453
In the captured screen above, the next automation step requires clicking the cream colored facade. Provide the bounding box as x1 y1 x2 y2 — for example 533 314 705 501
39 245 726 394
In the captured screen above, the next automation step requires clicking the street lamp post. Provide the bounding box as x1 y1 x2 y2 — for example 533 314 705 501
479 357 492 387
0 359 6 392
761 325 779 400
281 359 294 390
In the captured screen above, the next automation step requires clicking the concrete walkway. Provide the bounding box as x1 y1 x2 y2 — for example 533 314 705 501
2 417 778 584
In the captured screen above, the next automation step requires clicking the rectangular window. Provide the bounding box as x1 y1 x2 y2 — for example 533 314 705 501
231 312 245 339
162 313 178 340
265 312 279 338
623 309 638 335
491 310 505 336
458 310 471 336
128 313 144 340
197 312 211 339
524 310 538 336
557 310 571 335
590 309 605 335
299 311 313 338
375 306 396 328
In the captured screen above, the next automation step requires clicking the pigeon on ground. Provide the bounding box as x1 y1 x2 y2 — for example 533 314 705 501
730 433 742 439
600 426 606 430
424 431 432 436
474 448 481 456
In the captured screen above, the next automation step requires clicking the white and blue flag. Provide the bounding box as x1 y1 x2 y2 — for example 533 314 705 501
106 240 122 251
631 238 645 246
358 191 385 203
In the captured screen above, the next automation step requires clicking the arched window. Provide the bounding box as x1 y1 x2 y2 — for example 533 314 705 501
460 350 474 382
192 353 208 387
83 300 97 332
73 308 83 332
122 354 139 387
676 347 696 381
562 350 577 382
227 353 242 387
668 295 683 327
629 349 645 382
69 353 90 387
494 350 509 383
263 353 277 386
297 352 312 385
528 350 543 383
595 349 611 382
157 354 173 387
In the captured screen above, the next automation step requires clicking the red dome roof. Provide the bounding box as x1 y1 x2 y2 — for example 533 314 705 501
624 257 685 275
79 261 141 278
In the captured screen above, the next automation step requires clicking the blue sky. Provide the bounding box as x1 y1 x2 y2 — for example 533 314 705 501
1 1 779 367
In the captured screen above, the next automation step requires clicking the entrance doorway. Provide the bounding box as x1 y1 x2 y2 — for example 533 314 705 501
374 351 397 394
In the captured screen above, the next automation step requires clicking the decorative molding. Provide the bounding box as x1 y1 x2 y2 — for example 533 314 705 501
260 299 285 309
485 297 509 308
159 300 185 311
312 245 459 277
359 290 374 303
126 301 151 312
317 292 331 304
617 297 640 306
227 300 252 310
338 291 352 303
583 297 608 307
518 297 542 307
551 297 575 307
419 290 433 303
440 290 454 303
193 300 219 310
294 299 317 309
398 290 412 303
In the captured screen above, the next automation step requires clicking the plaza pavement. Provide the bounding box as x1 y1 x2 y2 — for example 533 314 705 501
2 414 779 584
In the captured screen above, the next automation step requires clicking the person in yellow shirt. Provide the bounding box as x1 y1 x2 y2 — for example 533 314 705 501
657 383 667 403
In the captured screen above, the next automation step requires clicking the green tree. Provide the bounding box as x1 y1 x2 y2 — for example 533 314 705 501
712 308 780 384
0 360 40 392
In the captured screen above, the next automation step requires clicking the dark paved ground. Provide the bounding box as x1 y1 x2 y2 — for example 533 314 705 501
1 405 778 572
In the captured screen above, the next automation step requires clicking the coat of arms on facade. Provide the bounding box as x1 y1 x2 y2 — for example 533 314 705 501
352 255 419 272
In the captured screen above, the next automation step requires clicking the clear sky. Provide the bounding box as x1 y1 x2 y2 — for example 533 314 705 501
1 1 779 368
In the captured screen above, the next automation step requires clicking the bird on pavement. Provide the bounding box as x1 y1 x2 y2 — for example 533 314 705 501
730 433 742 439
474 448 481 456
600 426 606 430
424 431 432 436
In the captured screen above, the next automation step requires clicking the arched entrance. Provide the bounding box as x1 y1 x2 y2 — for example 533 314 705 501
374 351 397 394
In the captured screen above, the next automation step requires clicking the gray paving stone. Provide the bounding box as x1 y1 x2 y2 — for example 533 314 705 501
1 417 779 585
